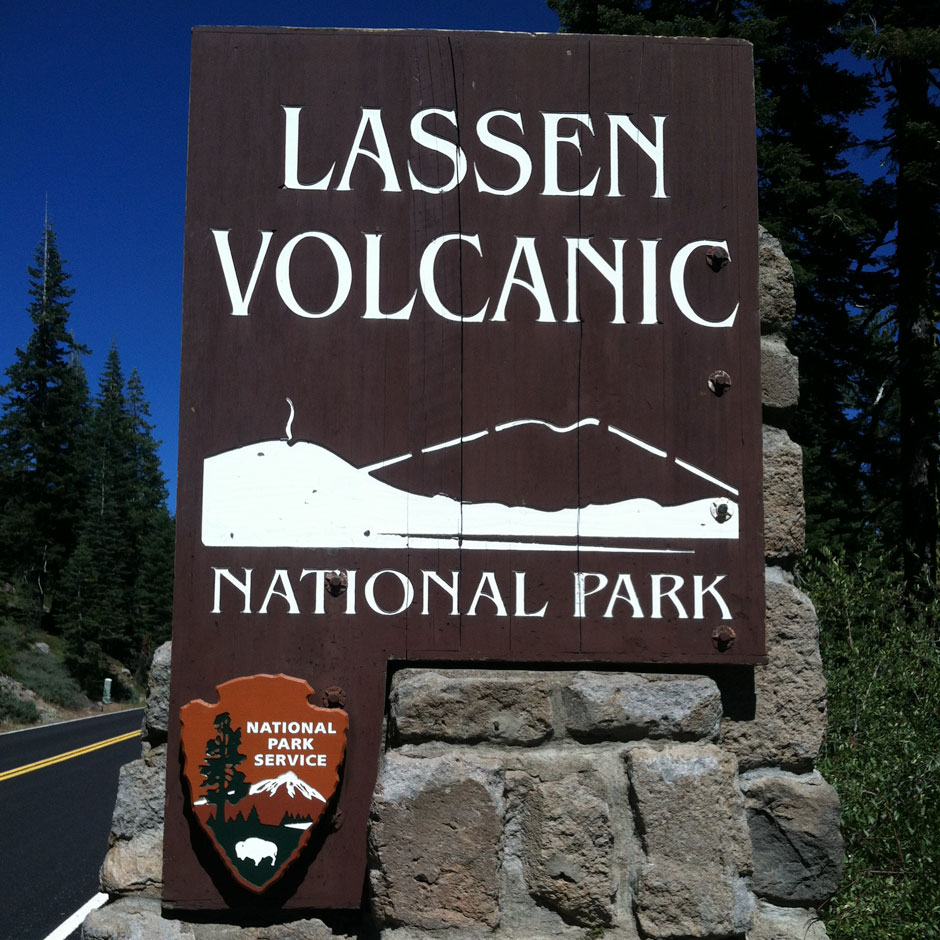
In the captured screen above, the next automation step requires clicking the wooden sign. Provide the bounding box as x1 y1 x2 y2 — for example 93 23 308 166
180 675 348 893
165 27 763 910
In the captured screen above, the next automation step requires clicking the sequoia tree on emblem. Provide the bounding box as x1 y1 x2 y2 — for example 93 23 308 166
180 674 348 892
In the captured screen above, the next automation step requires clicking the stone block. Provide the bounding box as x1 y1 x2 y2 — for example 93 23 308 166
722 568 827 771
82 896 343 940
369 752 503 930
740 769 843 905
626 743 753 938
144 641 171 744
519 772 613 926
562 672 721 742
763 426 805 560
100 745 166 896
100 827 163 897
761 333 799 413
749 900 830 940
389 669 553 746
758 226 796 334
82 896 190 940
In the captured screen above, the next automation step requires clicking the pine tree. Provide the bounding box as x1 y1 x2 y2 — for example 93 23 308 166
61 345 136 686
200 712 249 825
547 0 883 558
0 224 91 625
61 350 175 689
847 1 940 589
125 368 174 667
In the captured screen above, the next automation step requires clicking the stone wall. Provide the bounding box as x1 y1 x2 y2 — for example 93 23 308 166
83 228 842 940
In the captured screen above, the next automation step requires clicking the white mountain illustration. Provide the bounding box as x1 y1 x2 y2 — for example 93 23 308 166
248 770 327 803
201 415 740 551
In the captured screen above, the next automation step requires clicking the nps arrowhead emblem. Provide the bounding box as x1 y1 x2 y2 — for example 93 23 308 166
180 674 348 892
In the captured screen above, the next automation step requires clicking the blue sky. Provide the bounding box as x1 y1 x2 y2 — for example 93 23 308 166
0 1 561 510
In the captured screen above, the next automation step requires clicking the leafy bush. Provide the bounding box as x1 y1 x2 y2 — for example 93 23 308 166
0 685 40 725
802 548 940 939
10 648 85 709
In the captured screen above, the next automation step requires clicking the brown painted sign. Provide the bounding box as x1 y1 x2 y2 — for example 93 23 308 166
166 27 763 910
180 675 348 893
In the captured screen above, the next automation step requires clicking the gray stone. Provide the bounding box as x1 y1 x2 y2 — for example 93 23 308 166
722 568 827 772
759 226 796 334
194 919 341 939
33 641 50 655
100 826 163 897
390 669 553 746
626 743 753 938
749 901 830 940
761 333 799 414
100 746 166 896
562 672 721 742
82 896 191 940
109 746 166 839
369 752 503 930
763 426 805 560
740 770 843 905
144 641 171 744
520 772 613 926
82 896 343 940
500 748 640 938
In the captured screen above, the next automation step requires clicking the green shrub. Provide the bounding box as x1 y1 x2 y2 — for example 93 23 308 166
0 685 40 725
10 648 85 709
802 548 940 939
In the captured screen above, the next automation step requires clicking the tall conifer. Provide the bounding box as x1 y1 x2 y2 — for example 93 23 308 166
0 224 91 624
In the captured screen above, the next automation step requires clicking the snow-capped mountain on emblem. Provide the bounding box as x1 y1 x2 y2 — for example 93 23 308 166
180 674 348 892
250 770 327 803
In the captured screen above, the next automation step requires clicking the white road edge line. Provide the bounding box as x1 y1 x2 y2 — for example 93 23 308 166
0 707 144 736
43 892 108 940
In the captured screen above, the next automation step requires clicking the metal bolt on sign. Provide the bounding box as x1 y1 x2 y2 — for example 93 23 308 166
325 570 348 596
705 245 730 271
708 370 733 396
711 625 736 652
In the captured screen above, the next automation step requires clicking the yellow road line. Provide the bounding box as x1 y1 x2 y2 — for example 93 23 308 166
0 729 141 782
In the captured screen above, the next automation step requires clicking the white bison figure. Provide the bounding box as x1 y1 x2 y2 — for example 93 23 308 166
235 837 278 866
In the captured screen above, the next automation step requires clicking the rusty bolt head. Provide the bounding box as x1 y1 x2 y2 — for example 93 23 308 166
708 370 732 396
322 685 346 708
705 246 730 271
711 625 736 652
325 570 348 596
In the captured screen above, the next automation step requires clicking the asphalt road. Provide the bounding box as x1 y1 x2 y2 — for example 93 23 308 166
0 709 143 940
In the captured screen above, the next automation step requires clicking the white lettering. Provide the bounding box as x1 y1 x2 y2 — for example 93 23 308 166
336 108 401 192
363 233 416 319
212 567 252 614
670 240 738 327
693 574 732 620
282 106 335 190
574 572 608 618
408 108 467 194
492 237 555 322
542 113 600 196
651 574 688 619
467 571 508 616
603 574 644 618
365 569 414 615
514 571 548 617
276 231 352 318
419 233 489 321
258 569 300 614
212 229 273 317
474 110 532 196
566 237 627 324
608 114 667 198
